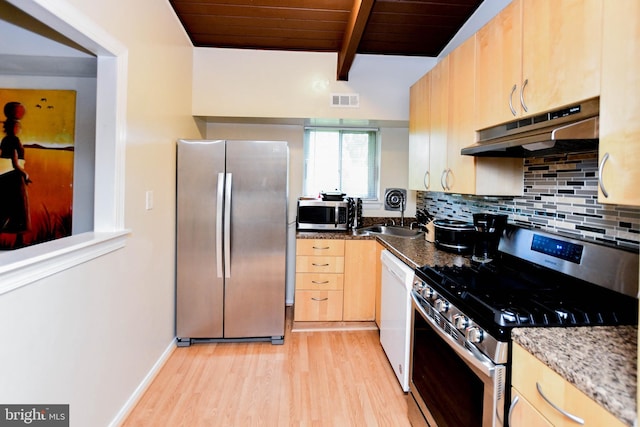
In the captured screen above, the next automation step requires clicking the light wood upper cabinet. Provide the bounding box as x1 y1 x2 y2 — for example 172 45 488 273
409 35 522 196
476 0 603 130
475 0 522 130
598 0 640 206
408 73 430 191
521 0 602 115
511 343 625 427
447 36 478 195
428 57 450 192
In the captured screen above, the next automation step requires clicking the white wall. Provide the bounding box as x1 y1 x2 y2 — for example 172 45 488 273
194 48 436 121
0 1 201 426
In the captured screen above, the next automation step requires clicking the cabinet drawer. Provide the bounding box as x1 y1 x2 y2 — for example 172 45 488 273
296 239 345 256
511 343 624 427
296 256 345 273
295 273 344 291
294 290 343 321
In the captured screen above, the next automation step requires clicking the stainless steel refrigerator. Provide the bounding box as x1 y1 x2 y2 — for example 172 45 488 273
176 139 289 346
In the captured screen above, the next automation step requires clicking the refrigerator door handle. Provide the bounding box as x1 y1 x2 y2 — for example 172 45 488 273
216 172 225 278
224 173 232 278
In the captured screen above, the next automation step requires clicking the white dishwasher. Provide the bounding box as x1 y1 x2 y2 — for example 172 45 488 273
379 249 414 392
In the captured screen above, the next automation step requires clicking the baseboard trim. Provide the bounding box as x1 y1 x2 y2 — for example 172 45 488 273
108 339 176 427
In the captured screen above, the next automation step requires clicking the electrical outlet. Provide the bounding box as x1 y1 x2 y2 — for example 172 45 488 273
145 190 153 210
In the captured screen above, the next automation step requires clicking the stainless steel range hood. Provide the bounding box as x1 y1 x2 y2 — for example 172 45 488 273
462 98 599 157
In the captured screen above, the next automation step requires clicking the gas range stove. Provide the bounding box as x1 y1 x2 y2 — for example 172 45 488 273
412 226 639 364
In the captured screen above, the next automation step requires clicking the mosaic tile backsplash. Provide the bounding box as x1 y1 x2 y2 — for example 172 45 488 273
417 151 640 250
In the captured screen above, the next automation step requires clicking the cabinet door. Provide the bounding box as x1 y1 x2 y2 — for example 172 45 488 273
429 57 449 192
521 0 602 114
294 290 343 321
598 0 640 206
512 343 626 427
296 256 344 273
408 73 431 191
295 273 344 291
509 389 552 427
447 35 476 194
296 239 345 256
343 240 377 321
475 0 522 130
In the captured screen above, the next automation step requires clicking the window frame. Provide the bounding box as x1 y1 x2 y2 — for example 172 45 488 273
303 126 380 200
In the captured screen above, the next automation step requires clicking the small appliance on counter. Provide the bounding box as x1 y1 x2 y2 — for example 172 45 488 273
472 213 508 263
296 198 350 231
432 219 476 254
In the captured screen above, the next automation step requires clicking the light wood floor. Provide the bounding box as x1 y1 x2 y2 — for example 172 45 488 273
122 308 411 426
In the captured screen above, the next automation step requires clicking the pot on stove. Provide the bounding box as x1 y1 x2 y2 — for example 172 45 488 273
433 219 475 254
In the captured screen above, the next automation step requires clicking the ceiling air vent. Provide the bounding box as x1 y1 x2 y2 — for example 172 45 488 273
330 93 359 108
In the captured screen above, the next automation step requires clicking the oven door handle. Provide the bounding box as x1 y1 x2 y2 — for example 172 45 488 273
412 292 497 379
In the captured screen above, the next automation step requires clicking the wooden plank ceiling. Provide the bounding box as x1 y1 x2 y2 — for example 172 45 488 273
169 0 483 80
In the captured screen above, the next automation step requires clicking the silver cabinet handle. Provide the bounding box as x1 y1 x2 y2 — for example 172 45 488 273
536 382 585 425
445 168 452 191
312 263 330 267
423 170 430 190
311 280 330 284
509 84 518 116
216 173 225 278
598 152 610 198
312 246 330 250
440 169 448 191
508 395 519 426
311 297 329 301
520 79 529 113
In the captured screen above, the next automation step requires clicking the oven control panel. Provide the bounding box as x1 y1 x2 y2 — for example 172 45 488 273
531 234 583 264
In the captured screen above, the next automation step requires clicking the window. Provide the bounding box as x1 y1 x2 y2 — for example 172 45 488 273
303 128 379 199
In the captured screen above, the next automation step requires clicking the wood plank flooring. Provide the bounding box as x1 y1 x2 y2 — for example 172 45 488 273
122 308 411 426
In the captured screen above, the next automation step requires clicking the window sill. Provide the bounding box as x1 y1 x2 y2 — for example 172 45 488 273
0 230 131 295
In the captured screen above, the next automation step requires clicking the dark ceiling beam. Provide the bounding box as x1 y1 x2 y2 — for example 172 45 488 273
336 0 375 81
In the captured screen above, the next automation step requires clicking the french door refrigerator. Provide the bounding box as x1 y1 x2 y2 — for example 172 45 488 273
176 139 289 346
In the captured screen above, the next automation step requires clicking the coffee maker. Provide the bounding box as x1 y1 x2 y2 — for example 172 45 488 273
472 213 508 263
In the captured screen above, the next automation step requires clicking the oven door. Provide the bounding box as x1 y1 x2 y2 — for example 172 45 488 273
408 292 506 427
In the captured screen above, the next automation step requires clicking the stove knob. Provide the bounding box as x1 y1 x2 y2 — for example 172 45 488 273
466 326 484 343
434 299 449 313
413 280 424 293
453 314 469 330
422 286 436 300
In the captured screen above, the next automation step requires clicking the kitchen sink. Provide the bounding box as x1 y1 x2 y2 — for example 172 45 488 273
355 225 424 239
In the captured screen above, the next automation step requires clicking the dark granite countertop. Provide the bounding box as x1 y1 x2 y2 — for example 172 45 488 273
512 327 637 426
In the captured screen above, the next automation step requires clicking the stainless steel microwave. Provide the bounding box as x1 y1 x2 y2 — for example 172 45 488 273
296 200 349 231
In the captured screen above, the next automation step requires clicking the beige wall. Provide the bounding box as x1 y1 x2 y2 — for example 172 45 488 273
193 47 436 121
0 0 201 426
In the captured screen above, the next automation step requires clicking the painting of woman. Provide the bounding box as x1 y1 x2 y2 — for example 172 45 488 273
0 101 31 247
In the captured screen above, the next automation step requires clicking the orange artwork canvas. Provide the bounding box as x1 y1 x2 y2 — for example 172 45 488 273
0 88 76 250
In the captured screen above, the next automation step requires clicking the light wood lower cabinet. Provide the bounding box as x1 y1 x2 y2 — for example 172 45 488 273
295 239 345 322
294 238 377 322
510 343 625 427
343 240 377 321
